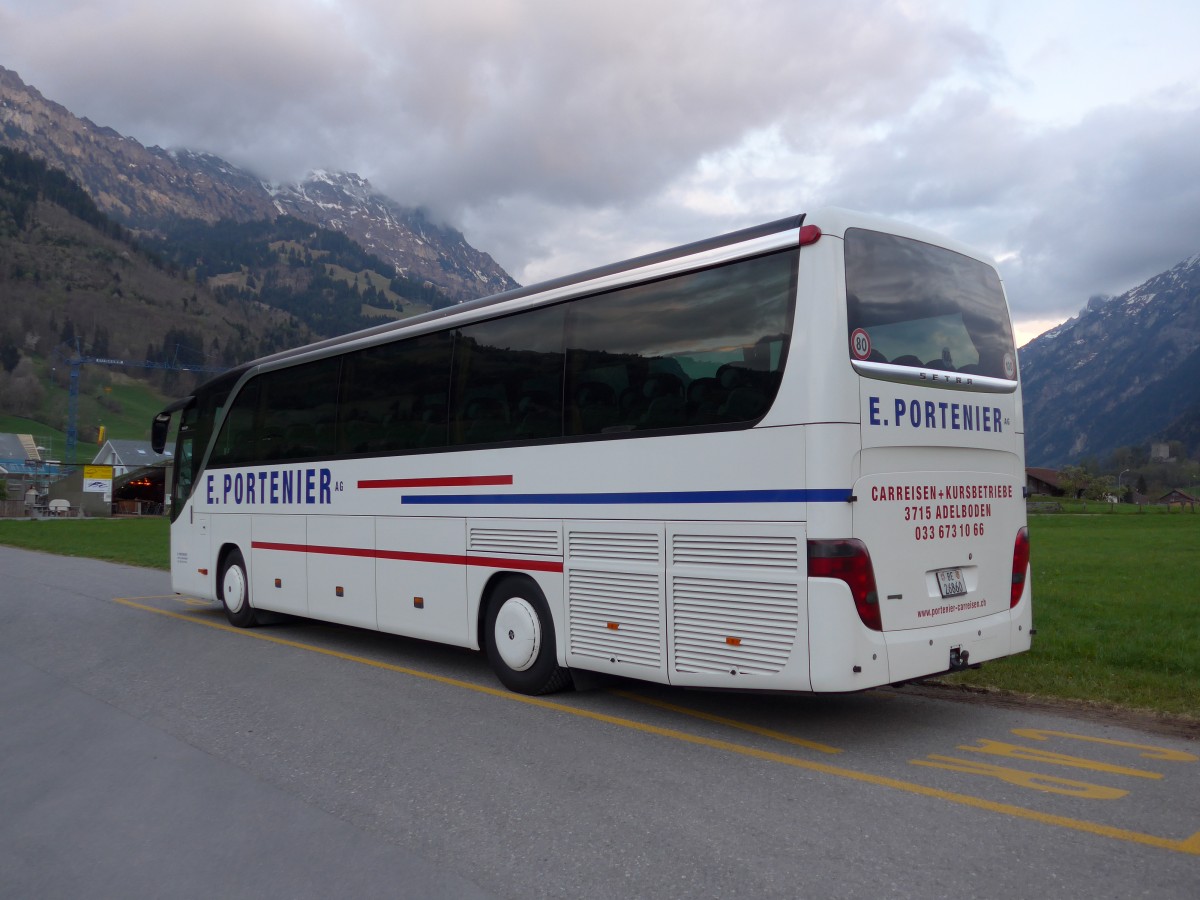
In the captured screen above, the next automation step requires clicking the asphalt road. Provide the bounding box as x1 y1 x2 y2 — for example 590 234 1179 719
1 543 1196 899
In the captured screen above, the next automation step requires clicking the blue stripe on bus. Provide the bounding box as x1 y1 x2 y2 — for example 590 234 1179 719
400 488 850 505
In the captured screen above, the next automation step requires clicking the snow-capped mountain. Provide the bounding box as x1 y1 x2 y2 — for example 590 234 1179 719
0 66 515 302
270 171 515 299
1020 252 1200 466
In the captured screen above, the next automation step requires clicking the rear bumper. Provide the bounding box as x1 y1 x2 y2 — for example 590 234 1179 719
885 577 1032 684
808 575 1032 691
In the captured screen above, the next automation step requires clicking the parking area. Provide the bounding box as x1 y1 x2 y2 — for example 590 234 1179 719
2 545 1196 898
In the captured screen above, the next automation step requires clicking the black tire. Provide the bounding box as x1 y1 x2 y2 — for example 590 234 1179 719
483 577 573 695
218 548 259 627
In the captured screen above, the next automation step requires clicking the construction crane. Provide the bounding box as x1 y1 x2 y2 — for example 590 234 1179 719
60 346 225 462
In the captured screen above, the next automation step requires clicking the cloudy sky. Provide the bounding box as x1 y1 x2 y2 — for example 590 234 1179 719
2 0 1199 345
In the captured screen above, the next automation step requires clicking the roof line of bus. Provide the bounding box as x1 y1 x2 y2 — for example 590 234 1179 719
191 213 806 396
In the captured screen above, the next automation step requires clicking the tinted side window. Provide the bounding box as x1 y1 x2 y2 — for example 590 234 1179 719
170 404 199 521
565 249 796 435
210 379 261 467
339 331 453 453
210 357 340 466
450 305 566 446
174 375 236 512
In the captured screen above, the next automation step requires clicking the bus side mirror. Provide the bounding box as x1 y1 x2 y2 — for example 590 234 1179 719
151 411 171 454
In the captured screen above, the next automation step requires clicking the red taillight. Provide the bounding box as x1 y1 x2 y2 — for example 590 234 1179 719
1011 526 1030 608
799 224 822 246
808 538 881 631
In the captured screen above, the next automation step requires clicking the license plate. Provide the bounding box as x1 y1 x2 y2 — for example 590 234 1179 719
936 568 967 598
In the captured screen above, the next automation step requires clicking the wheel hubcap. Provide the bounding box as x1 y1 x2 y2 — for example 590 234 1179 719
223 565 246 613
494 597 540 672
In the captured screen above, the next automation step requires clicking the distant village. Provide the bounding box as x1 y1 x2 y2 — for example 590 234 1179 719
1025 442 1198 511
1 432 170 518
2 431 1196 518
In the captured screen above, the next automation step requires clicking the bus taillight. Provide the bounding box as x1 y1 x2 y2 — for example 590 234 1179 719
1011 526 1030 608
808 539 881 631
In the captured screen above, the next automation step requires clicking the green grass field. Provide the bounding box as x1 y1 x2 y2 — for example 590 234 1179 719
942 511 1199 719
0 510 1196 719
0 517 168 569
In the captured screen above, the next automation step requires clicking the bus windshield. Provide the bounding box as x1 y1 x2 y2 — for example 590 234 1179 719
845 228 1017 381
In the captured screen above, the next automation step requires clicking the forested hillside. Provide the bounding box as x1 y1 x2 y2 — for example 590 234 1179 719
143 216 455 338
0 147 311 437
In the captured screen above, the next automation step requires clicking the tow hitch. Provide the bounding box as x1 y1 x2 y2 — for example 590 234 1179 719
948 647 970 671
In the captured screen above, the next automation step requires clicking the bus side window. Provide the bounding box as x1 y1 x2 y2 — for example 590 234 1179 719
210 381 261 467
449 306 565 447
565 249 796 435
338 331 453 454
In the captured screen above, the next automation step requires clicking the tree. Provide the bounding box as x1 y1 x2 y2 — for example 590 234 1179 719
0 357 44 416
91 326 110 357
0 331 19 373
1056 465 1089 501
1084 474 1116 509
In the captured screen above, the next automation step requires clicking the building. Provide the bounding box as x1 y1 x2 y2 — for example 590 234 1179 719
93 439 173 476
1025 467 1064 497
1158 489 1198 510
1150 442 1173 462
0 432 66 517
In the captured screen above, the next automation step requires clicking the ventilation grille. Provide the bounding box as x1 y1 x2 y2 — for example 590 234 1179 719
568 531 661 564
568 570 662 668
671 534 800 570
469 527 560 556
672 577 798 675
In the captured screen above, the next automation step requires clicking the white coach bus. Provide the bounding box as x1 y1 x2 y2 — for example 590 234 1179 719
152 208 1032 695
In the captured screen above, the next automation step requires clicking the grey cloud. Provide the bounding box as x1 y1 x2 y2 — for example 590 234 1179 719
0 1 982 200
1 0 981 212
814 83 1200 323
1009 102 1200 314
3 0 1196 334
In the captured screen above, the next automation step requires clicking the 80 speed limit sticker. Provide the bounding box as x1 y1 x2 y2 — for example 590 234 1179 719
851 328 872 360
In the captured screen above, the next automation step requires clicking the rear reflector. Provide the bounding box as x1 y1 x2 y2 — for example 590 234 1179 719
1011 526 1030 608
808 539 881 631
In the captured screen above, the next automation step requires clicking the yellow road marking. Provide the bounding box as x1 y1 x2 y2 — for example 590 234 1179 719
113 596 1200 857
613 690 842 755
957 739 1163 779
911 756 1129 800
1011 729 1199 764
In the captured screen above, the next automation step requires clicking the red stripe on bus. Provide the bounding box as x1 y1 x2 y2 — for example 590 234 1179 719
357 475 514 489
253 541 310 554
250 541 563 573
464 555 562 573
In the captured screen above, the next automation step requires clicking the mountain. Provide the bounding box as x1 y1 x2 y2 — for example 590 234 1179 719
269 171 515 300
142 214 454 338
1020 253 1200 466
0 146 312 439
0 66 517 302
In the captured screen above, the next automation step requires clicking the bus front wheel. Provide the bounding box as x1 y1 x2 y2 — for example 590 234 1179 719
219 548 259 628
484 577 572 695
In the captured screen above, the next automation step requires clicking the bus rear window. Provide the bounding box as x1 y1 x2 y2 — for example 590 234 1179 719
845 229 1016 381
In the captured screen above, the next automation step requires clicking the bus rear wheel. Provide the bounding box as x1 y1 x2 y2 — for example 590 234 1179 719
484 577 572 695
219 548 259 628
